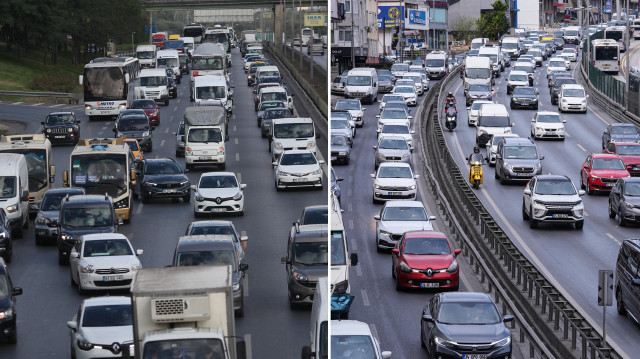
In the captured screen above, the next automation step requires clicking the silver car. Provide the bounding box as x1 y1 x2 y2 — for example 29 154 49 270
374 135 412 169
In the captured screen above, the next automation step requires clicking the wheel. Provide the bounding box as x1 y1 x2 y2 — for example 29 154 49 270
7 326 16 344
58 250 67 265
617 207 626 227
147 143 153 152
35 235 44 246
510 103 514 109
534 104 539 110
522 202 530 220
23 215 28 229
219 163 226 170
587 182 594 195
183 194 191 203
495 169 499 179
575 220 584 230
609 201 616 219
529 218 538 229
580 175 586 189
235 296 244 317
391 264 396 279
77 280 85 295
344 157 350 165
164 99 169 106
395 276 402 291
13 223 23 239
499 171 506 185
617 286 628 315
473 180 479 189
420 330 426 348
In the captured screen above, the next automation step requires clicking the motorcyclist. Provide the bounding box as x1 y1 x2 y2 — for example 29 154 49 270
468 146 485 165
445 91 456 109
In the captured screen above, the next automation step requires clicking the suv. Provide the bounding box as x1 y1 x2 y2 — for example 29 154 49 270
0 257 22 344
609 177 640 226
602 123 640 149
281 223 328 307
616 239 640 323
558 84 588 113
506 71 530 95
522 174 585 229
113 113 153 152
495 137 544 184
41 112 80 145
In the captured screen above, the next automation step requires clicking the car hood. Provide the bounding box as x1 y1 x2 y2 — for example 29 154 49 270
618 155 640 165
143 174 188 184
379 220 433 233
534 194 581 204
622 195 640 205
403 254 453 270
117 129 149 138
535 122 564 130
332 128 351 138
332 144 350 152
468 91 491 97
81 325 133 346
374 177 415 187
81 255 141 268
509 81 530 87
62 227 115 237
378 148 410 157
346 109 363 118
142 109 156 115
437 322 507 343
291 263 328 281
503 158 540 166
40 209 59 221
198 187 240 198
590 169 630 178
278 164 320 174
512 93 537 99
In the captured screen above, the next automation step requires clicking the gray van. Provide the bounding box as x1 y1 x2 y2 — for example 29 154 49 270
616 239 640 324
495 137 544 184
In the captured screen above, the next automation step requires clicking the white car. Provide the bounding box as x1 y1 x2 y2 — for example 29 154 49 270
192 172 247 216
554 55 572 69
374 200 435 250
561 48 577 61
547 58 570 76
334 99 366 127
531 111 566 140
486 133 520 166
558 84 588 113
379 94 405 113
331 320 392 359
467 100 493 126
393 86 417 106
69 233 142 293
522 174 585 229
273 150 324 190
66 296 134 359
377 119 415 147
403 73 425 95
371 162 418 203
376 108 412 131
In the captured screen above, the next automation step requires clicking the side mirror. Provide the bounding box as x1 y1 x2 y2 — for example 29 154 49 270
239 263 249 271
184 168 189 173
391 249 399 255
523 188 531 195
370 173 375 178
280 256 287 264
422 313 434 322
41 121 45 125
136 249 144 256
374 215 380 220
562 119 567 123
272 161 278 166
350 253 358 266
12 287 22 296
503 314 515 323
454 249 462 256
583 164 589 169
318 160 325 165
408 116 413 119
531 118 536 122
190 185 197 191
429 215 436 221
51 219 60 226
578 189 586 196
414 175 420 179
241 184 247 189
373 146 377 150
20 190 29 202
66 321 77 330
540 155 545 160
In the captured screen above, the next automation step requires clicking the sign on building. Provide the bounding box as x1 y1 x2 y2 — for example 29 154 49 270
304 14 327 27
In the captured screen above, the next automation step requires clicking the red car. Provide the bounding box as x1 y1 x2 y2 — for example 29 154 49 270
604 142 640 177
391 231 461 291
580 153 630 194
130 99 160 126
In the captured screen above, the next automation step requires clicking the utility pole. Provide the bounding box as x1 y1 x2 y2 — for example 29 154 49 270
291 0 295 61
299 0 303 71
351 1 355 68
310 0 314 81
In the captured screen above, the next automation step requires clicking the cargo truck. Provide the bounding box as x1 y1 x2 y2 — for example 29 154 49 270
183 106 228 171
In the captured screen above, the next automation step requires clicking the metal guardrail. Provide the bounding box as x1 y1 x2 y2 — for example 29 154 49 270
417 67 624 359
0 90 81 104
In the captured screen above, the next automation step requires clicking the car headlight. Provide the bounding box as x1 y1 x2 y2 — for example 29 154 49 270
624 200 636 209
434 336 456 349
333 280 349 294
306 141 316 150
131 264 141 271
311 168 323 176
143 131 150 137
0 308 14 320
67 127 74 133
232 191 243 201
533 200 546 208
376 153 385 160
61 233 73 242
145 182 158 187
274 142 283 151
536 127 544 132
409 185 416 190
195 192 204 202
374 183 381 189
535 162 542 168
493 336 511 348
479 130 487 135
339 151 347 156
179 180 189 186
401 153 410 160
562 98 568 103
36 215 49 225
276 170 290 177
80 265 94 274
77 335 94 351
379 229 392 237
118 104 127 110
399 261 411 273
6 203 18 213
233 282 240 291
504 163 513 171
446 259 458 273
292 271 308 282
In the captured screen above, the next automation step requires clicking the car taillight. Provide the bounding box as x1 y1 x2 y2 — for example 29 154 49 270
193 71 199 76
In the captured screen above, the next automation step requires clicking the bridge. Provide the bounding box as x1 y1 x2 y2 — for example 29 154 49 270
140 0 319 9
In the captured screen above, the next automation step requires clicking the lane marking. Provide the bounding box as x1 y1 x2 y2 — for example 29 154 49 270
348 219 354 230
165 127 169 134
355 263 362 276
31 103 43 106
233 125 237 132
136 202 143 215
583 210 589 217
160 139 165 147
14 102 23 105
350 237 358 251
577 143 587 152
173 106 178 112
235 153 240 161
361 289 370 306
101 126 108 130
244 334 252 359
606 233 622 245
50 104 64 107
348 203 353 212
235 138 239 145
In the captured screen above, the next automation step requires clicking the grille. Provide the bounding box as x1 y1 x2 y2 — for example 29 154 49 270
384 156 402 161
379 186 410 191
157 182 182 189
203 196 234 202
154 298 185 316
93 279 132 287
145 91 160 97
95 268 130 275
50 127 70 134
601 177 618 183
451 343 494 352
300 281 317 288
350 92 366 98
390 234 403 241
513 167 534 173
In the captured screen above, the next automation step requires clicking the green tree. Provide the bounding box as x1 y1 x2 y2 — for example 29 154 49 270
451 15 477 44
476 0 510 40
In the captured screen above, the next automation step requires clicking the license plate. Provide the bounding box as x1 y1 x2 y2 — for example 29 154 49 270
464 355 487 359
103 275 123 281
388 192 401 196
101 111 110 114
293 178 307 182
54 135 66 139
199 156 213 160
603 64 610 67
211 208 227 213
634 167 640 171
420 282 439 288
162 189 176 193
606 183 615 187
552 214 569 218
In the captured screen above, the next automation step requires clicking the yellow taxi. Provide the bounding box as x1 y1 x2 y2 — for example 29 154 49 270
123 138 143 162
168 34 180 40
247 61 266 85
541 34 555 42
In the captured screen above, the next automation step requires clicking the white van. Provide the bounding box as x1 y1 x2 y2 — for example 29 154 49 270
270 118 317 161
301 277 328 359
478 46 502 77
464 56 493 91
255 65 281 82
257 86 293 113
178 36 195 56
135 45 157 69
138 68 170 106
156 49 181 83
501 37 521 59
0 153 30 238
192 75 233 113
330 194 358 301
476 103 513 146
425 51 448 79
471 37 489 49
345 68 378 104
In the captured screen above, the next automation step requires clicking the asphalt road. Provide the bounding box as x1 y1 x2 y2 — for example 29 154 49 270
287 44 328 71
0 47 327 358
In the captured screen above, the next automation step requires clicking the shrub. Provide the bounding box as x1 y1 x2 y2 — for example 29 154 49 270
28 73 77 92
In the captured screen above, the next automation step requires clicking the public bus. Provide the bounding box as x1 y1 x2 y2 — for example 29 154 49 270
591 38 620 74
63 138 137 223
183 23 206 43
301 28 313 46
79 57 140 121
605 26 628 52
0 134 54 216
203 27 231 53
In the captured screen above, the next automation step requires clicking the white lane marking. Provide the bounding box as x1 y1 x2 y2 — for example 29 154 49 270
14 102 23 105
170 115 174 121
49 104 64 107
350 236 357 251
577 143 587 152
101 126 108 130
176 99 180 104
160 139 165 147
583 210 589 217
244 334 252 359
370 324 379 342
606 233 622 245
31 103 43 106
173 106 178 112
97 131 103 136
347 188 353 197
361 289 370 306
348 203 353 212
235 138 239 145
235 153 240 161
238 173 242 184
348 219 354 230
243 272 249 296
565 132 571 137
136 203 143 215
233 125 237 132
165 127 169 134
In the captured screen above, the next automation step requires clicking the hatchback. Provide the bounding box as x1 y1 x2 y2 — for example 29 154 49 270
374 201 435 250
192 172 246 215
273 150 324 191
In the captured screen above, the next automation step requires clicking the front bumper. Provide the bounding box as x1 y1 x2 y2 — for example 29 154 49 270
77 271 136 291
372 188 416 201
588 177 619 191
331 151 350 163
194 195 244 214
185 153 226 167
377 231 403 249
288 278 316 303
0 316 17 340
619 206 640 224
141 184 190 199
511 98 538 109
45 132 79 144
396 268 459 289
533 128 565 139
275 174 323 189
35 222 58 242
559 102 587 112
501 166 541 181
433 339 511 359
531 204 584 223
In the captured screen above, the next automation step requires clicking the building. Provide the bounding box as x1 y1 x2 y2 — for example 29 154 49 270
332 0 371 73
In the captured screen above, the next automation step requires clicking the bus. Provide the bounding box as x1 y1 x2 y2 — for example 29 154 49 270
605 26 628 52
79 57 140 121
301 28 313 46
204 27 231 53
62 138 137 223
591 39 620 74
0 134 54 216
183 23 206 43
632 19 640 39
628 66 640 115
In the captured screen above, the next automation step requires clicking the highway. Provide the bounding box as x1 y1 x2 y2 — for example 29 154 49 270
288 44 328 70
0 47 327 358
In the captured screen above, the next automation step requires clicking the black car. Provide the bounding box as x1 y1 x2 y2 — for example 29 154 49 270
552 37 564 50
257 100 289 127
113 114 153 151
298 205 328 225
42 112 80 145
34 188 85 245
0 257 22 344
510 86 539 109
602 124 640 149
0 209 12 262
331 134 351 165
465 84 493 106
421 292 513 359
135 158 190 203
609 177 640 226
167 75 178 99
550 77 577 104
178 54 189 74
173 120 185 157
262 107 294 138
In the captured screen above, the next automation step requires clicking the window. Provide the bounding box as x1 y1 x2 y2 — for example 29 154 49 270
339 30 353 42
344 0 351 13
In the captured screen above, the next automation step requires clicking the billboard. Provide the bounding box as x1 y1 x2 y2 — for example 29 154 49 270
304 14 327 27
377 5 405 28
408 10 426 26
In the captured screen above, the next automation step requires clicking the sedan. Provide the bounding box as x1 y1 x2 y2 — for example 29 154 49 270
192 172 247 215
334 99 366 127
602 123 640 149
510 86 539 110
393 85 418 106
66 296 134 359
376 108 412 131
113 114 153 151
273 150 324 191
379 94 405 113
421 292 513 358
580 153 631 194
550 77 577 105
257 100 289 127
547 58 570 76
530 111 566 140
185 220 248 259
378 75 394 93
35 188 85 245
465 84 493 106
298 205 328 225
135 158 190 203
609 177 640 226
374 136 412 169
69 233 142 293
371 162 418 203
331 134 351 165
374 201 435 250
561 48 577 61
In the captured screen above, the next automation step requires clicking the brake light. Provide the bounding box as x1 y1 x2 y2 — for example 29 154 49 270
593 60 595 66
193 71 199 76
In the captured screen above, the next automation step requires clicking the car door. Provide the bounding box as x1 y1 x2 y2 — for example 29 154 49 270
424 295 439 350
531 113 538 134
625 247 640 320
391 234 404 274
581 155 593 186
523 178 536 213
69 241 83 283
603 125 612 147
610 180 623 214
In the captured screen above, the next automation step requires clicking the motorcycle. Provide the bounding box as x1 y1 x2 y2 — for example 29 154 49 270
469 161 484 189
444 98 456 110
445 106 457 131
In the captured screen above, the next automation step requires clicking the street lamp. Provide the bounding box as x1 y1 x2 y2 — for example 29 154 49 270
132 32 136 55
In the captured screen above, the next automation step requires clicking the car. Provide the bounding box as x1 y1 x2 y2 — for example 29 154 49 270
331 119 354 147
134 158 190 203
377 68 396 83
291 38 301 46
580 153 631 194
192 172 246 216
66 296 134 359
0 257 21 343
371 162 418 203
178 53 189 74
550 77 577 105
561 48 577 61
123 138 143 163
377 74 394 93
548 70 571 85
0 209 11 262
257 100 289 127
130 99 160 126
331 75 347 95
602 123 640 149
403 73 425 95
392 85 417 106
382 100 411 117
553 37 565 50
69 233 142 293
41 111 80 145
517 55 536 68
374 136 412 169
512 62 535 83
495 137 544 183
465 84 493 106
261 107 294 138
172 120 185 157
467 100 493 127
378 120 414 147
331 134 351 165
334 99 366 127
528 49 544 66
421 292 513 358
609 177 640 226
376 108 412 132
113 114 153 152
510 85 539 109
184 220 248 261
530 111 566 140
501 51 511 67
298 205 328 225
273 150 324 191
331 168 343 202
522 174 585 229
332 110 356 129
374 200 435 250
331 320 392 359
506 70 530 95
547 58 570 76
604 142 640 176
557 84 588 113
34 188 85 246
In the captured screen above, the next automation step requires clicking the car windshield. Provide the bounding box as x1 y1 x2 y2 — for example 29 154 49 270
617 145 640 155
379 139 408 150
437 302 501 325
535 179 576 195
83 238 133 257
514 65 533 73
0 176 16 199
391 63 409 72
396 80 414 87
331 136 348 146
624 182 640 196
513 87 536 96
280 153 317 166
555 79 576 88
117 117 148 131
273 123 314 139
491 136 512 146
382 125 409 134
510 74 528 82
537 114 562 123
41 192 77 211
479 115 510 127
197 86 226 100
382 206 427 221
0 275 8 298
426 59 445 67
199 175 238 189
378 75 391 82
302 208 328 225
294 242 328 265
62 206 113 228
611 126 639 135
140 76 166 87
471 102 490 110
346 76 371 86
465 68 491 79
131 100 156 109
550 60 566 67
380 109 408 119
592 158 626 170
177 249 236 270
332 112 352 122
82 304 132 327
403 236 450 255
384 102 408 111
504 146 538 159
331 335 375 359
469 84 489 92
394 86 414 94
383 95 404 103
264 109 292 120
145 161 182 175
260 101 286 110
46 113 75 125
563 88 585 97
188 128 222 143
331 120 350 130
378 166 412 178
335 101 360 111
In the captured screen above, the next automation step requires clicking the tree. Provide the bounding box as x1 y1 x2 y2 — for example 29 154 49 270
476 0 510 41
450 16 477 44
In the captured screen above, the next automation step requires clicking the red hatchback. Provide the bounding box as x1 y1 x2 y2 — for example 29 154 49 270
604 142 640 177
580 153 630 194
391 231 461 291
130 99 160 126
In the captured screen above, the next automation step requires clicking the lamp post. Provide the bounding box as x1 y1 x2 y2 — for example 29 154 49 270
132 32 135 56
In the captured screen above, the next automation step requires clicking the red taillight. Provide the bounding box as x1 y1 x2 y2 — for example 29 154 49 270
593 60 595 66
193 71 199 76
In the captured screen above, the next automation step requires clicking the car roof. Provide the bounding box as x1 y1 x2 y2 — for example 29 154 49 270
44 188 85 196
591 153 622 159
83 233 128 241
611 123 636 127
404 230 446 238
560 84 584 89
383 200 424 208
440 292 493 302
189 220 233 228
282 149 315 156
535 174 571 182
379 135 409 142
378 161 411 168
48 111 74 116
330 320 373 336
63 194 112 205
82 296 131 307
293 224 328 242
201 171 237 178
509 70 528 76
536 111 561 116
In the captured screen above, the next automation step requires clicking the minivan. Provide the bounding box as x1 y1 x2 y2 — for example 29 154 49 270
495 137 544 184
0 153 30 238
270 117 317 161
138 68 170 106
330 197 358 304
616 239 640 325
345 68 378 104
475 104 513 146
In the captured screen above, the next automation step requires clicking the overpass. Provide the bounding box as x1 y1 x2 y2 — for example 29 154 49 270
140 0 319 9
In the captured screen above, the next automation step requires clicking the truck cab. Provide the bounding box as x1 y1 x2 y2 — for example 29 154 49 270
183 106 228 171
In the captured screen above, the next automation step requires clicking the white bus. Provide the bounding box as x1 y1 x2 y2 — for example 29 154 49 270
301 28 313 46
204 27 231 53
632 19 640 39
79 57 140 120
591 39 620 74
605 26 628 52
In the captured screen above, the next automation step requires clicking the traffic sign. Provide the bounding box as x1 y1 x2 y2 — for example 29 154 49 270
598 269 613 306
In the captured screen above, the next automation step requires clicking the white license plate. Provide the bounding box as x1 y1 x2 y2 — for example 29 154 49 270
420 282 439 288
101 111 110 114
162 189 177 193
603 64 610 67
388 191 401 196
54 135 66 139
199 156 213 160
464 355 487 359
293 178 307 182
211 208 227 213
103 275 123 281
634 167 640 171
606 183 615 187
552 214 569 218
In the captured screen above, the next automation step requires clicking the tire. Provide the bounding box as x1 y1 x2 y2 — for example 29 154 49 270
35 235 44 246
391 264 396 279
164 99 169 106
617 207 627 227
7 327 16 344
13 223 23 239
580 176 586 189
529 218 538 229
522 202 530 220
77 280 85 295
609 201 616 219
395 276 402 291
473 180 479 189
219 163 226 171
420 330 426 348
58 250 67 265
587 182 594 195
499 171 507 185
147 143 152 152
575 220 584 230
617 286 628 315
141 192 149 204
183 194 191 203
235 296 244 317
23 215 28 229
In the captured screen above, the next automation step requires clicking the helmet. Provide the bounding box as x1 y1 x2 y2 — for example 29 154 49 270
473 146 480 153
448 91 453 95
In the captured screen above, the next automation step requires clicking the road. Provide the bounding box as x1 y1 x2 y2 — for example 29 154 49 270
0 47 327 358
287 44 328 71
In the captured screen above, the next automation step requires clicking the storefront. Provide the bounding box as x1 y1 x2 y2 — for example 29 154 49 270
331 46 368 75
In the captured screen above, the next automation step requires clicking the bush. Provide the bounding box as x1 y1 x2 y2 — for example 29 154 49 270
28 73 77 93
